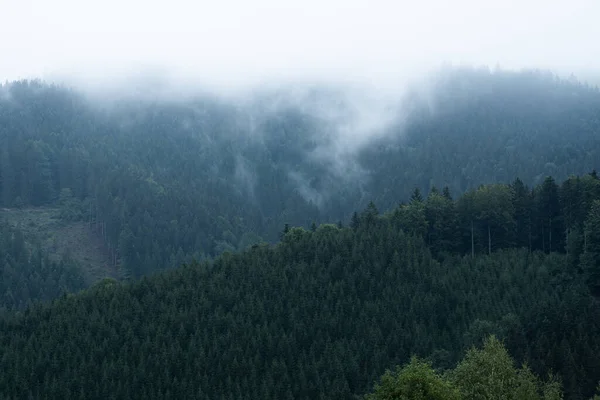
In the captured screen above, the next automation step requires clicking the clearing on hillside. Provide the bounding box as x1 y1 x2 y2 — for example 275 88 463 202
0 207 119 284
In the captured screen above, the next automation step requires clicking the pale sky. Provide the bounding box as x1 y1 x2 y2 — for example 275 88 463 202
1 0 599 89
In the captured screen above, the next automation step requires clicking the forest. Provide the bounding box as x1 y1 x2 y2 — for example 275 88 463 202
1 68 600 398
1 68 599 279
0 219 84 312
1 172 600 398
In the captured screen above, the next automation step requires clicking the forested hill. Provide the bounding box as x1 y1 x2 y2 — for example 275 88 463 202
1 68 599 280
2 172 600 399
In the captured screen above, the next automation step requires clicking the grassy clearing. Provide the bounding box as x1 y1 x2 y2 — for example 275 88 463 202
0 207 117 284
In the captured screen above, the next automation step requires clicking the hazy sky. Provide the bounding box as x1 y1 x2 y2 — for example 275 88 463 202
1 0 599 89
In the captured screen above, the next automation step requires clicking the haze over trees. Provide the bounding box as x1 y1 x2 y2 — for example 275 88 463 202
1 68 599 279
1 67 600 398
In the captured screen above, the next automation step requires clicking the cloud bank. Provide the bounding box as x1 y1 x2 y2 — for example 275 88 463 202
1 0 599 90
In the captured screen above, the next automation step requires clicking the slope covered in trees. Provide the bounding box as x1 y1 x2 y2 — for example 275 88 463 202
0 219 85 312
1 68 599 281
1 173 600 399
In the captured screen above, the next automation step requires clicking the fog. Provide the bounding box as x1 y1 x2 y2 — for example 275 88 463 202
2 0 599 91
2 0 599 208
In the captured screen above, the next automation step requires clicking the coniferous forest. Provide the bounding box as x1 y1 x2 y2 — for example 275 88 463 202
1 67 600 398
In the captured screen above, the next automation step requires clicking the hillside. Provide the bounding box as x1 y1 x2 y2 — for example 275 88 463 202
0 217 85 312
1 68 600 281
1 173 600 399
1 69 600 399
3 0 600 398
0 206 120 282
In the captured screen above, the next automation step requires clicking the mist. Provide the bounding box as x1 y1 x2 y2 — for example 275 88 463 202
2 0 599 209
4 0 598 143
4 0 598 119
3 0 599 89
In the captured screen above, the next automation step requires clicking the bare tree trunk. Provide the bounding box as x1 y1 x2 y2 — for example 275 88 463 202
488 224 491 255
471 220 475 259
528 215 532 253
549 218 552 253
542 224 545 253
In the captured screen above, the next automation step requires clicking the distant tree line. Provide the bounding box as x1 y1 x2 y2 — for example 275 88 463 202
1 69 600 279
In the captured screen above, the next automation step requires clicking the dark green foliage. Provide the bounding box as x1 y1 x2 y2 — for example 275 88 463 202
1 70 600 398
366 337 562 400
365 357 461 400
57 188 84 221
0 220 85 312
582 201 600 296
1 69 600 279
1 193 600 398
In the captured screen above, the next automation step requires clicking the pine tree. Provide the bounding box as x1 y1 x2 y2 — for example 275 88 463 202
582 200 600 296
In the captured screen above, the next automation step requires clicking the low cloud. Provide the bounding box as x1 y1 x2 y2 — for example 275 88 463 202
2 0 599 90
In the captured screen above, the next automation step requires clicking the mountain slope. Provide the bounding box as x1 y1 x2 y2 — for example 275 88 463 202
0 217 85 312
0 206 119 283
2 173 600 398
1 68 599 281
